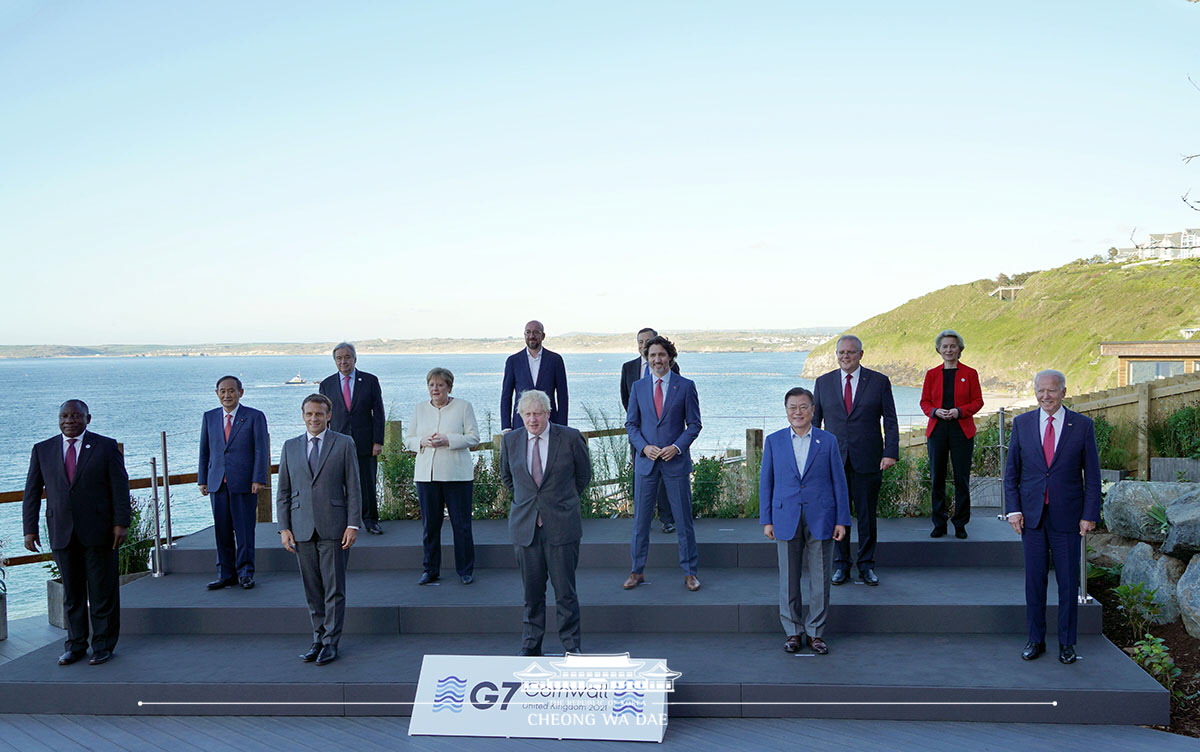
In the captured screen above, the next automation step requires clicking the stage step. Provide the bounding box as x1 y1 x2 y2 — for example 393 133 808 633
118 566 1101 636
0 632 1165 724
158 517 1027 574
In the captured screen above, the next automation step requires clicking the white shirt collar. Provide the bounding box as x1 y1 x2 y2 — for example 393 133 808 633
222 404 240 419
306 428 328 442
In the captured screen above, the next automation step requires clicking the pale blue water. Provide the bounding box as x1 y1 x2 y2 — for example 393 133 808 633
0 351 926 619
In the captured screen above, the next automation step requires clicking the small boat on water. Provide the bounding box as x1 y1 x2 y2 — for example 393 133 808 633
285 373 307 385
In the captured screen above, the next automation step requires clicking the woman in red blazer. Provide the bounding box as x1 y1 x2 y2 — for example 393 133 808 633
919 329 984 538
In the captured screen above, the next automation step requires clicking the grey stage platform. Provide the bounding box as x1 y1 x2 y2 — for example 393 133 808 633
0 518 1169 725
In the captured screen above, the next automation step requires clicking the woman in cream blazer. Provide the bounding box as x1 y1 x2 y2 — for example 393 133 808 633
405 367 480 584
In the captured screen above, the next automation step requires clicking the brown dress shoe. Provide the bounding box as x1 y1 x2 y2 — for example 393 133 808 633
623 572 644 589
784 635 802 653
808 636 829 655
685 575 701 591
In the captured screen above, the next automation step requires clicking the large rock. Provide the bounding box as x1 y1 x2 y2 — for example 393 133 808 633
1120 542 1186 624
1177 556 1200 638
1087 531 1138 569
1162 488 1200 559
1103 481 1196 544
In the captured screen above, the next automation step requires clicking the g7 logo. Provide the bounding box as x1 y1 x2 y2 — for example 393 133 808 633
470 681 522 710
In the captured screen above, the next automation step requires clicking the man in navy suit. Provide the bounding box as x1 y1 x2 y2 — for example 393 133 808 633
23 400 130 666
320 342 386 535
761 387 850 655
1004 369 1101 664
619 327 678 534
624 336 703 591
812 334 898 586
198 375 270 590
501 320 569 431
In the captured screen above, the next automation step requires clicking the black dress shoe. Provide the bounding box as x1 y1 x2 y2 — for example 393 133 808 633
365 521 384 535
206 577 237 590
239 576 255 589
662 523 676 534
88 650 113 665
461 575 474 585
58 651 85 666
418 572 439 585
930 528 947 538
831 569 848 586
300 643 323 662
955 528 968 539
1059 644 1077 664
315 645 338 665
1022 641 1046 660
859 569 879 586
518 647 543 657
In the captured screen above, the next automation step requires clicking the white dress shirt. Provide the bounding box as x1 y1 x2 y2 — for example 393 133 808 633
791 427 813 475
61 431 89 460
527 350 542 383
527 426 550 474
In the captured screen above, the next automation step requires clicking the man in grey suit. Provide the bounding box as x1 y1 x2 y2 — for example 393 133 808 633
277 394 362 666
501 390 592 656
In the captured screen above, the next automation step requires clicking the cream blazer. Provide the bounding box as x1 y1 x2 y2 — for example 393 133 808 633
404 397 480 482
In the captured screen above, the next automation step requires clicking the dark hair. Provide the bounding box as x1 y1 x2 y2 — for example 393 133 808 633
637 327 657 337
215 375 243 390
644 335 677 361
784 387 814 405
302 393 334 413
60 398 89 414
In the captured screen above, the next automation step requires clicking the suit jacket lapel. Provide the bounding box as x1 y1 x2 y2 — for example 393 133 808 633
349 372 363 413
544 425 561 477
47 438 70 487
800 433 821 479
313 433 334 479
851 370 869 415
226 411 247 445
1050 409 1074 469
1027 412 1049 470
512 430 534 484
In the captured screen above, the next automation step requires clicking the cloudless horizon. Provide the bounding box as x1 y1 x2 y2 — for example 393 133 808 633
2 1 1198 345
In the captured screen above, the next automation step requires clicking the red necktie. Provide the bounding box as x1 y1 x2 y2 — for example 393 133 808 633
843 374 853 414
342 374 353 410
654 378 664 418
224 413 232 442
65 438 78 483
1042 415 1055 504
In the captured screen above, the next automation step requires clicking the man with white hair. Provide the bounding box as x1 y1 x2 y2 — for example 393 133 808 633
1004 369 1101 665
501 390 592 656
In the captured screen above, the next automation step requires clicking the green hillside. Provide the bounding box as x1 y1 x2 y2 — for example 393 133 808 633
801 259 1200 394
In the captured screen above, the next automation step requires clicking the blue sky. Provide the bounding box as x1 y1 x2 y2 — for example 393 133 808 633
1 1 1198 345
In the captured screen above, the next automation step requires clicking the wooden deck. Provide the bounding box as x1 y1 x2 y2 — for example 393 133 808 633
1 615 1197 750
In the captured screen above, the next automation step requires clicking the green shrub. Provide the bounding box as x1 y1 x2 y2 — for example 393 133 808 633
378 432 418 520
1128 634 1182 693
878 449 934 518
1093 415 1133 470
118 495 156 576
1114 582 1161 639
1149 403 1200 459
691 456 724 517
472 448 510 519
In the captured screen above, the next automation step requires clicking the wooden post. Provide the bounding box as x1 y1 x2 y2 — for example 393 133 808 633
257 433 273 523
745 428 764 484
385 420 403 448
494 434 505 457
1137 381 1152 480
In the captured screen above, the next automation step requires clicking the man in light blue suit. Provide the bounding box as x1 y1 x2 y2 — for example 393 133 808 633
199 375 270 590
624 336 703 592
761 387 850 655
1004 369 1101 665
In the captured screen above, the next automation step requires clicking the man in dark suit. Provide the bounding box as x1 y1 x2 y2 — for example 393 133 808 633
23 400 130 666
500 389 592 656
761 387 851 655
198 375 270 590
624 336 703 592
620 327 678 534
319 342 385 535
1004 369 1101 664
501 320 569 431
277 393 362 666
811 334 899 586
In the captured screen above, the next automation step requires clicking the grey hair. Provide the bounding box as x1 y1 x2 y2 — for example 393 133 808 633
935 329 965 351
517 389 552 415
836 334 863 352
1034 369 1066 390
332 342 356 358
426 367 454 390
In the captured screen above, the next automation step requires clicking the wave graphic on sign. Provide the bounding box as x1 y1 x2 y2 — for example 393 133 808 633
433 675 467 713
611 690 645 717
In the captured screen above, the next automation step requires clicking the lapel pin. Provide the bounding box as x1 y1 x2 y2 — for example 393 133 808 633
85 445 91 449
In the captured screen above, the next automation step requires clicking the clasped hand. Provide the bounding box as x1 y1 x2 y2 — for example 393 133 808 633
643 445 679 461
